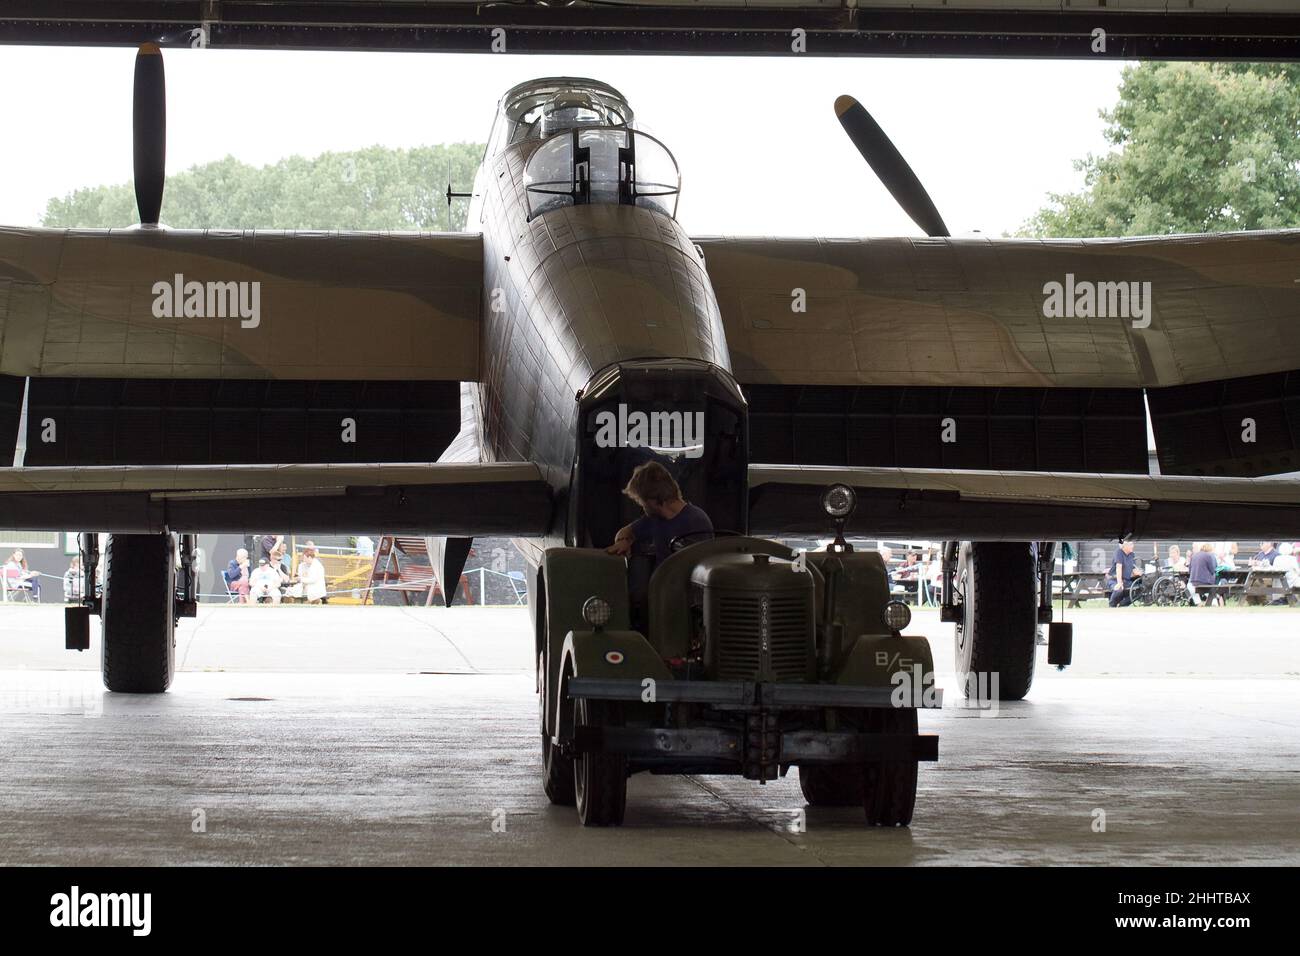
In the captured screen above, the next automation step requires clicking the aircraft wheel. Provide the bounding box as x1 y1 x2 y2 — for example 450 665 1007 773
539 652 575 806
799 764 865 807
954 541 1037 701
573 698 627 827
101 533 176 693
862 708 918 827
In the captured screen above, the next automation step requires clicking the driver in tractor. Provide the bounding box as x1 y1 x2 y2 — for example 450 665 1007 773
605 461 713 562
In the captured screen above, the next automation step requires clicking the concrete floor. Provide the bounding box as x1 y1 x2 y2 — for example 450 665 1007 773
0 603 1296 865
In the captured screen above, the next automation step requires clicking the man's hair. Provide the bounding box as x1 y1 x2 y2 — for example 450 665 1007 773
622 461 682 507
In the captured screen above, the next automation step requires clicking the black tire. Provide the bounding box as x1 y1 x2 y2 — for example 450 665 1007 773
574 698 627 827
954 541 1037 701
101 533 176 693
539 652 575 806
799 764 865 807
862 708 918 826
1153 576 1188 607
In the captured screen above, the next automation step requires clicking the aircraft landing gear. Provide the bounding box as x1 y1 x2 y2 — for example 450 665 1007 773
79 532 196 694
945 541 1040 701
101 534 177 693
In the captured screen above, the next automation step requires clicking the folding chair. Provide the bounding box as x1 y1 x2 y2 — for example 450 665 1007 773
222 569 241 603
508 570 528 605
2 568 35 603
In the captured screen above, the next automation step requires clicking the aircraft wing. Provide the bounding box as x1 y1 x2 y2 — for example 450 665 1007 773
748 464 1300 540
0 226 482 466
0 461 553 537
698 231 1300 477
0 226 481 381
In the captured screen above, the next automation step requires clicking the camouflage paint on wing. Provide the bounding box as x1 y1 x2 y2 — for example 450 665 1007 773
0 226 482 381
698 231 1300 388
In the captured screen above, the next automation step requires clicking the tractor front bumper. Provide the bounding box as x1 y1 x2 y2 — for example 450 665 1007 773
571 725 938 764
566 677 943 710
565 677 939 767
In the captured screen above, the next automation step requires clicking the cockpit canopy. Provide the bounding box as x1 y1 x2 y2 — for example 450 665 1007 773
523 126 680 221
492 78 680 221
539 91 609 137
489 77 633 154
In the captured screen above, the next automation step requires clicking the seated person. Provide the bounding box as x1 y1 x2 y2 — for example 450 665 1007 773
606 462 713 563
4 549 40 600
248 558 283 604
1252 542 1279 568
1165 545 1188 572
1270 543 1300 604
63 555 84 602
1188 542 1219 606
224 548 250 602
286 543 328 604
895 552 921 581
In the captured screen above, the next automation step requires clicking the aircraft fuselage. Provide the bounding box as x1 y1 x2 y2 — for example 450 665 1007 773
462 92 737 558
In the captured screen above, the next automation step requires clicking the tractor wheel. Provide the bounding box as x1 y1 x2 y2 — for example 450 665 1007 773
573 698 627 827
101 533 176 693
862 708 918 827
539 652 575 806
954 541 1038 701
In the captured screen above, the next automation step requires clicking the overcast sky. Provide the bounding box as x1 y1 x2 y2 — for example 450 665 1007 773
0 47 1129 236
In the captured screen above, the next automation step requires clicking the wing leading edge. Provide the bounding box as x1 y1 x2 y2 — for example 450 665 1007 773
0 462 552 537
749 464 1300 540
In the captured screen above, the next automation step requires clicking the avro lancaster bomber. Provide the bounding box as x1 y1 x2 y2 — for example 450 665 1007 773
1 53 1297 718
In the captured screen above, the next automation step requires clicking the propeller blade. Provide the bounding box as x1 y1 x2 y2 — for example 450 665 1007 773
132 43 166 226
835 95 949 238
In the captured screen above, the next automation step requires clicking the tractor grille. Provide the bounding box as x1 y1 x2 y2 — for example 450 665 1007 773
715 592 813 682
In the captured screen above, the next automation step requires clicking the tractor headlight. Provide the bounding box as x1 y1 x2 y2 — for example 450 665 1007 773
883 600 911 633
582 596 611 628
821 483 856 519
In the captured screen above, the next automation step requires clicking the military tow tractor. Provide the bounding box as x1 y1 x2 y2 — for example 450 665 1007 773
537 484 940 827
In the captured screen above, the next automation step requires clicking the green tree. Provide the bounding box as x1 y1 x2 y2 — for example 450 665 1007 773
1019 62 1300 237
42 143 484 231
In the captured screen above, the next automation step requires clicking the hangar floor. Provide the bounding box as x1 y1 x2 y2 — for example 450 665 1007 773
0 604 1296 866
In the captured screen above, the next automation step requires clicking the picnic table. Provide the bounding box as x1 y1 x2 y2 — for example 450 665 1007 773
1239 568 1300 606
1061 572 1111 607
890 577 921 605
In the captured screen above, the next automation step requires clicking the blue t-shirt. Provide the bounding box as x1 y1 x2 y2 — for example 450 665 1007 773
1107 547 1137 587
632 503 714 563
